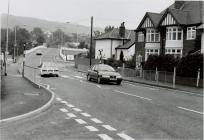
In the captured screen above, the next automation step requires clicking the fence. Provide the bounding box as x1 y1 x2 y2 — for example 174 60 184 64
117 67 203 88
24 65 41 85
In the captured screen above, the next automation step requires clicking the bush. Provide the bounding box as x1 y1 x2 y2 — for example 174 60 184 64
177 54 203 78
104 58 122 68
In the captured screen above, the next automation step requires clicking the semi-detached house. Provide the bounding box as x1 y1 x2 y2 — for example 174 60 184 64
135 0 204 62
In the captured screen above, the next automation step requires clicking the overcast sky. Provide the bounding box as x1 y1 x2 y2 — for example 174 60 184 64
0 0 174 29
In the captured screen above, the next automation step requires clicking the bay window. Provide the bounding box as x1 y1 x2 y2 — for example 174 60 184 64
166 27 183 40
165 48 182 58
187 26 196 40
146 29 160 42
145 49 160 60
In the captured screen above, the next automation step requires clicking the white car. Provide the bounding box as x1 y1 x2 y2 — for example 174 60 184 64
39 62 59 77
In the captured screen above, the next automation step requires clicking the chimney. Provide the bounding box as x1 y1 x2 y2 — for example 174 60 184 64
119 22 125 38
174 0 185 9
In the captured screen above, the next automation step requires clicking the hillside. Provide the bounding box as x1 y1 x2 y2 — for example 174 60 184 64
1 14 103 35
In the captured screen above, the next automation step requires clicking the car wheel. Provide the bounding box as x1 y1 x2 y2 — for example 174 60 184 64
116 81 121 85
56 74 59 77
87 75 91 81
97 77 101 84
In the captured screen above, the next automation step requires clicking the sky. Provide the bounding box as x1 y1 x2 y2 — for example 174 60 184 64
0 0 174 29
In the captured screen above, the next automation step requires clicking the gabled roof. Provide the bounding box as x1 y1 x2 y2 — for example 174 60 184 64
115 31 135 49
136 12 162 30
95 28 132 40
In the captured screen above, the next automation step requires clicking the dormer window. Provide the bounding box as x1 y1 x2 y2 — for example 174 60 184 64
146 29 160 42
187 26 196 40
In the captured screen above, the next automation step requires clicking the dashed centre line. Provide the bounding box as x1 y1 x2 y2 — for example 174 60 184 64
59 108 69 113
117 133 135 140
75 119 87 124
81 112 91 117
56 97 62 101
177 106 204 115
98 134 114 140
66 113 77 118
85 126 99 132
91 118 103 124
66 104 75 108
102 125 117 131
60 101 68 104
73 108 82 112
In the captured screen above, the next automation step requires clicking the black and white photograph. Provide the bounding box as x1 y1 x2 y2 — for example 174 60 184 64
0 0 203 139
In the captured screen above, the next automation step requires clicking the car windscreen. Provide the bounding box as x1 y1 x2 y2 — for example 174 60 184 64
98 65 115 72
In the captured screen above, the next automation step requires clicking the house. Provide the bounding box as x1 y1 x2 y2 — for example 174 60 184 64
135 0 204 62
94 23 135 61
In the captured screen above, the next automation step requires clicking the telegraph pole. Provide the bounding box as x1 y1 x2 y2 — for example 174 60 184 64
89 16 93 67
13 26 17 62
5 0 10 76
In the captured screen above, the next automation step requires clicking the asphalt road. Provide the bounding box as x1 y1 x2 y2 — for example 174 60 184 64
2 48 203 140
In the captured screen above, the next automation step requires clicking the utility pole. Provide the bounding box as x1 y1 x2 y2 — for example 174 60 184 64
90 16 93 67
5 0 10 76
13 26 17 63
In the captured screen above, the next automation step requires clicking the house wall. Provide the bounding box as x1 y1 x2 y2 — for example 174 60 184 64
95 40 111 59
201 32 204 54
145 43 160 49
116 44 135 60
112 40 123 58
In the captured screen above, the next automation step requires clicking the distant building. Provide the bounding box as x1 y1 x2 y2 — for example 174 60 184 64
94 23 135 60
135 0 204 62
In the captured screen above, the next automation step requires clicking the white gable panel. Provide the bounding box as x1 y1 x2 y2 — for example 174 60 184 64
142 17 153 28
162 13 176 26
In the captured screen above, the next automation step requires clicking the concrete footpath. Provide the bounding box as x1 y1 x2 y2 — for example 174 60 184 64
1 62 52 121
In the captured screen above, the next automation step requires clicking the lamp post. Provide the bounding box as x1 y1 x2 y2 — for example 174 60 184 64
13 26 17 63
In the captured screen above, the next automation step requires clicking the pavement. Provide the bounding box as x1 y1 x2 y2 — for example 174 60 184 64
0 61 52 121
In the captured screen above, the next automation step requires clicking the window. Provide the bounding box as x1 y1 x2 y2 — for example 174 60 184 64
138 32 144 42
165 48 182 58
187 26 196 40
145 49 160 60
166 27 183 40
146 29 160 42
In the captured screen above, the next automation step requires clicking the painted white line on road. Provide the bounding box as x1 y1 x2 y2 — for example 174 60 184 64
117 133 135 140
66 104 75 108
59 108 68 113
73 108 82 112
124 83 158 91
177 106 204 115
60 101 68 104
96 85 102 88
85 126 99 132
102 125 117 131
66 113 77 118
114 90 152 101
74 76 84 79
81 113 91 117
98 134 114 140
56 97 62 101
75 119 87 124
91 118 103 124
60 74 75 80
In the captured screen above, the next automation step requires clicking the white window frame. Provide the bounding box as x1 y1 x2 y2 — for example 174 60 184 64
165 48 182 58
166 27 183 41
187 26 196 40
145 49 160 60
146 29 160 42
138 32 144 42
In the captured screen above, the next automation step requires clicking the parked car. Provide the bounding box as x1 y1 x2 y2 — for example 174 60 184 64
39 62 59 77
87 64 123 85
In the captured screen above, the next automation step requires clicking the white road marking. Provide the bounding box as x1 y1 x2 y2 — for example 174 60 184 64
74 76 84 79
98 134 114 140
66 104 75 108
59 108 68 113
102 125 117 131
114 90 152 101
124 83 158 90
73 108 82 112
60 74 74 79
66 113 77 118
81 112 91 117
91 118 103 124
96 85 102 88
75 119 87 124
60 101 68 104
85 126 99 131
56 97 62 101
117 133 135 140
177 106 204 115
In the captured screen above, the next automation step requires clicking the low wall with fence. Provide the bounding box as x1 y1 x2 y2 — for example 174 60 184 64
24 65 41 85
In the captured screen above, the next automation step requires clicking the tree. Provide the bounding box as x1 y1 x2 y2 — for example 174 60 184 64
104 25 114 33
93 30 101 37
31 27 45 45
